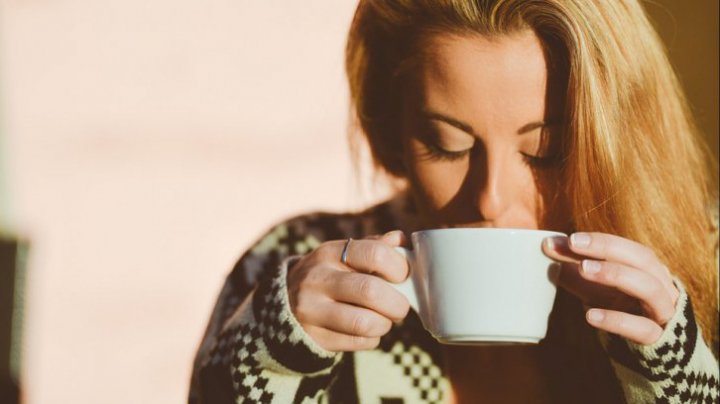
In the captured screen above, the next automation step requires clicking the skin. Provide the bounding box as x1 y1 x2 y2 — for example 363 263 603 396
287 29 679 355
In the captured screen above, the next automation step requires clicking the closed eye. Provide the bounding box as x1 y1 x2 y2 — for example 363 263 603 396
520 152 561 168
424 142 473 161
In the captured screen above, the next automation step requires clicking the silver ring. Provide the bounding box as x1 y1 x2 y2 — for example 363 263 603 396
340 238 353 265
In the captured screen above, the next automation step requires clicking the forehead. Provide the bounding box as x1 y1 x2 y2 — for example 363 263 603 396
413 30 550 121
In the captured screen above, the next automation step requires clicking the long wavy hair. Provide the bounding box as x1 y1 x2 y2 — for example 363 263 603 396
346 0 718 349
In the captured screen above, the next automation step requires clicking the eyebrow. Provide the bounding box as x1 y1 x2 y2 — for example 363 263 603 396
421 110 560 136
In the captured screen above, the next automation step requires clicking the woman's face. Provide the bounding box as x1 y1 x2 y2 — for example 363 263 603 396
401 30 569 231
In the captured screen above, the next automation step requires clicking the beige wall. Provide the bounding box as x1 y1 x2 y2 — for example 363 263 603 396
0 1 716 403
0 1 374 403
645 0 719 159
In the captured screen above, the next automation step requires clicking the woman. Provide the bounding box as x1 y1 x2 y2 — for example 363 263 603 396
189 1 719 403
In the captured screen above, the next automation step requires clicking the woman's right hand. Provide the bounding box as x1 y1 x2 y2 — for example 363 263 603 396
286 230 411 352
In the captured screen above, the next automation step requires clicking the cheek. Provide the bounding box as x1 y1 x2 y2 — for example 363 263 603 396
515 170 545 226
532 169 571 231
414 162 468 209
404 139 468 210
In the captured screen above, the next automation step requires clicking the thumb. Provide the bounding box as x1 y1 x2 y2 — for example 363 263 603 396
380 230 407 247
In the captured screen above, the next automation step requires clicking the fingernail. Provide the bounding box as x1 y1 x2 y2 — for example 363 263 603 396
582 260 601 274
543 237 554 249
384 230 406 245
587 309 604 323
570 233 591 248
383 230 401 239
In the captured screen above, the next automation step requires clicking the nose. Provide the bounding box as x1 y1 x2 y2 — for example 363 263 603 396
471 146 514 221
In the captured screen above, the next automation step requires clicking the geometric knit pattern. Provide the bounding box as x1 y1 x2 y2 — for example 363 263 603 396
607 292 719 404
200 261 343 404
228 323 272 403
375 307 448 404
388 342 445 403
201 310 272 404
252 265 338 375
189 193 720 404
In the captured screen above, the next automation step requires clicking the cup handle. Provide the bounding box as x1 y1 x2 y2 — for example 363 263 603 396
391 246 420 313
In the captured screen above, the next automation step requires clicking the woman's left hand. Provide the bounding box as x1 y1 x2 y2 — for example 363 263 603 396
543 232 680 345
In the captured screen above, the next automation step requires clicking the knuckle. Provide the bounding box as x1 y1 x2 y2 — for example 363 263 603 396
313 266 337 288
297 269 322 293
639 280 664 309
378 317 393 335
292 294 312 322
353 336 380 350
368 337 381 349
316 240 343 261
649 279 664 298
351 313 371 336
657 302 676 325
658 311 673 326
600 264 618 283
349 335 369 350
387 294 411 321
641 324 661 344
397 298 411 318
297 265 316 284
366 242 385 265
288 259 311 283
641 250 658 269
597 238 611 256
356 276 378 301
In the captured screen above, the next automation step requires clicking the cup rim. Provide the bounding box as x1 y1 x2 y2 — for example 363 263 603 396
411 227 567 237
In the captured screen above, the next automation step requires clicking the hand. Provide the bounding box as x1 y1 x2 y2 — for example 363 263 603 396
542 232 680 345
286 231 411 352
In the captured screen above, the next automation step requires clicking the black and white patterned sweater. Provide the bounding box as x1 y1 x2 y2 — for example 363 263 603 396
189 194 719 404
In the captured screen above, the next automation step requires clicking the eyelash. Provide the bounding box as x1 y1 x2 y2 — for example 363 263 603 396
424 142 560 168
520 152 560 169
424 143 470 162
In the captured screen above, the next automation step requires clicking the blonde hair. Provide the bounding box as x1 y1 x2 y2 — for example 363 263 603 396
346 0 719 348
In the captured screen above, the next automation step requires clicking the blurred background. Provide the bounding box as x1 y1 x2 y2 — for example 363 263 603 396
0 1 716 403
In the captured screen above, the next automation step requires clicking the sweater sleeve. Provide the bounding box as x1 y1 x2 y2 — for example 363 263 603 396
189 222 345 404
193 256 344 403
602 282 719 403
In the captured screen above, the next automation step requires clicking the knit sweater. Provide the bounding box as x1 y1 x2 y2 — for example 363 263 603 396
188 194 719 403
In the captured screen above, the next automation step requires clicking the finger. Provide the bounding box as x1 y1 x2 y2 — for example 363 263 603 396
544 234 676 300
378 230 408 246
542 236 585 264
329 271 411 321
569 233 669 283
307 301 393 338
319 237 409 283
580 260 676 325
363 230 406 243
303 325 381 352
555 262 632 309
586 308 663 345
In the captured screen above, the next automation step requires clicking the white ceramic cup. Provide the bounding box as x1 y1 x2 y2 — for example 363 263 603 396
391 228 566 345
